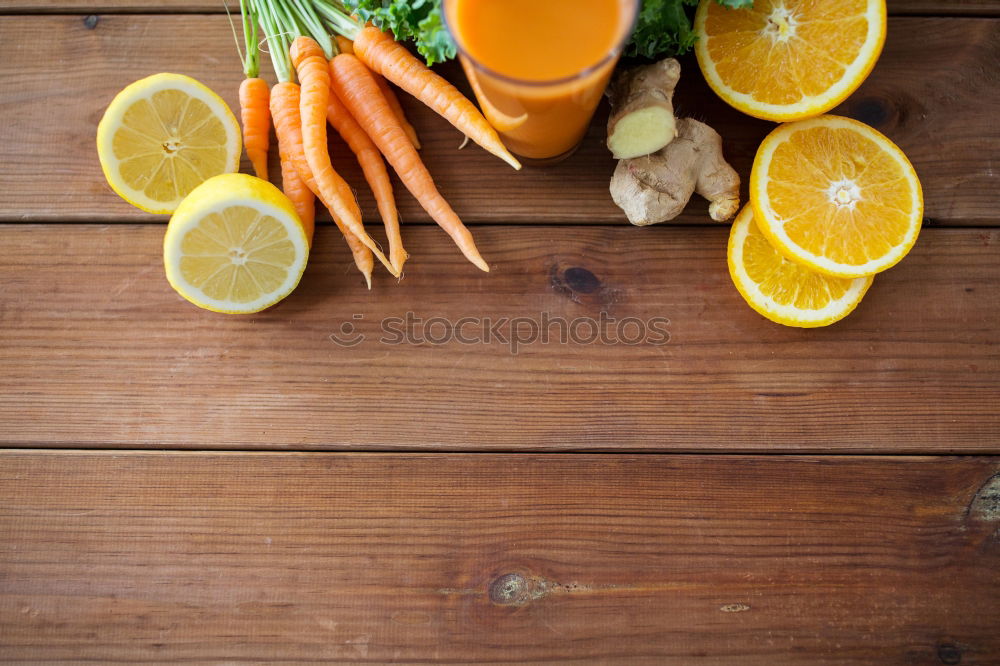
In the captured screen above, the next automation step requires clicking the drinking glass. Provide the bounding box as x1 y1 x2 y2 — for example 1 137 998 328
443 0 640 164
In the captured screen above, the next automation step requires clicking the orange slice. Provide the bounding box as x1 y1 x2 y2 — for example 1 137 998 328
694 0 887 121
728 205 872 327
750 115 922 278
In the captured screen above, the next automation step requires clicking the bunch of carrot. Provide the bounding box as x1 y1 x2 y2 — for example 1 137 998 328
233 0 520 287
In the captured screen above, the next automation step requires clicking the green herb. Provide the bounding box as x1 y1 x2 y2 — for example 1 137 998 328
626 0 753 58
343 0 455 65
342 0 753 65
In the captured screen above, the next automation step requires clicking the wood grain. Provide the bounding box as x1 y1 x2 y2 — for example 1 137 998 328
0 15 997 225
889 0 1000 14
0 0 238 10
1 224 997 452
1 0 997 14
1 451 997 663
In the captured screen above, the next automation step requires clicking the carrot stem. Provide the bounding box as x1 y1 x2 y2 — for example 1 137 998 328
234 0 260 78
252 0 292 82
312 0 361 39
284 0 335 58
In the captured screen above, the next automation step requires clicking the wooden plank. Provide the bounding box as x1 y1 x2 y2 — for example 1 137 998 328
1 224 997 452
889 0 1000 14
2 0 998 15
0 15 997 225
1 451 997 663
0 0 238 10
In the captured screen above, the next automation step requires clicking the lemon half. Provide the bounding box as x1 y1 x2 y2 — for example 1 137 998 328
164 174 309 314
98 73 241 214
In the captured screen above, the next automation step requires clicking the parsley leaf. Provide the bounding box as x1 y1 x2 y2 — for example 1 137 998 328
343 0 456 65
343 0 752 66
625 0 754 58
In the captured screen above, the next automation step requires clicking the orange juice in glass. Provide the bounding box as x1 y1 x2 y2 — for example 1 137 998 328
443 0 639 163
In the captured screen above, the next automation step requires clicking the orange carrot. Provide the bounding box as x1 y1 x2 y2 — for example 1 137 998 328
288 36 393 274
336 35 419 149
271 80 375 288
239 77 271 181
373 75 421 150
330 53 489 272
338 220 375 290
335 35 355 55
235 1 270 180
326 91 408 275
278 145 315 245
351 26 519 170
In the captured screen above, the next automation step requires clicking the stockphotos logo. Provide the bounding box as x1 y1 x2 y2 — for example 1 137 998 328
329 311 670 354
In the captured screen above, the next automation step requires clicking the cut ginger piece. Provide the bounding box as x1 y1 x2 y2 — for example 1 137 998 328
610 118 740 225
606 58 680 159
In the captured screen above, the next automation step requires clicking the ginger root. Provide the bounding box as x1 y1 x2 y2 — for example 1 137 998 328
606 58 680 160
610 118 741 226
606 58 740 225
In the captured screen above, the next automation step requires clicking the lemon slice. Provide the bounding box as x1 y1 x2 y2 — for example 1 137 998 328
751 115 923 278
98 73 241 214
164 174 309 314
729 205 872 327
695 0 886 121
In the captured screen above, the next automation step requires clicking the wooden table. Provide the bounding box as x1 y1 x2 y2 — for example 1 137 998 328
1 1 998 662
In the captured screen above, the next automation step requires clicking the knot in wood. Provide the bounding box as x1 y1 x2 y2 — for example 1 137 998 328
562 267 601 294
549 262 621 308
848 97 891 129
489 573 528 605
937 642 962 665
967 473 1000 523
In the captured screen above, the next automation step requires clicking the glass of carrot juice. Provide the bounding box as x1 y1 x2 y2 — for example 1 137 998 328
443 0 640 163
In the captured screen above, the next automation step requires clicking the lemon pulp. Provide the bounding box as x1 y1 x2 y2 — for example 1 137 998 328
164 174 309 314
98 73 241 213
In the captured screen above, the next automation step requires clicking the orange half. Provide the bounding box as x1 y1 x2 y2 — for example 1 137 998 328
695 0 887 121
